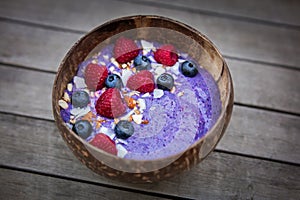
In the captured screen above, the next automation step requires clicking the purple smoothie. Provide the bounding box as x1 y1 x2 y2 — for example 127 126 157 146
60 39 221 160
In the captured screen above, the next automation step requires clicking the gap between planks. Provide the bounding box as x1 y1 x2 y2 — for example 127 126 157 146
1 15 299 72
1 0 300 68
0 167 180 200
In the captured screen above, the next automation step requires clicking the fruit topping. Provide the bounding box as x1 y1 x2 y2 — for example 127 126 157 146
179 61 198 77
154 44 178 66
156 73 174 91
95 88 126 119
85 64 108 91
71 91 90 108
72 120 93 139
90 133 117 155
134 55 151 71
114 37 140 64
105 74 123 89
114 120 134 139
126 70 155 93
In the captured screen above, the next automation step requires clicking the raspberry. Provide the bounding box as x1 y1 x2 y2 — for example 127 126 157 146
114 37 140 64
90 133 117 155
84 64 108 91
95 88 126 119
154 44 178 66
126 70 155 93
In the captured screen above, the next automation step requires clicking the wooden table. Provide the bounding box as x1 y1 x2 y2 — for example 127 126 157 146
0 0 299 199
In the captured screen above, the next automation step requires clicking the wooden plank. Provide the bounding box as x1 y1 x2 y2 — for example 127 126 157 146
219 106 300 164
0 168 167 200
0 21 80 72
0 0 300 68
130 0 300 27
0 113 299 199
0 23 299 114
228 59 300 114
0 65 299 164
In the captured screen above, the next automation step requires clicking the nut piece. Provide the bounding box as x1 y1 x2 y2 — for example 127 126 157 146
124 96 136 109
63 92 70 102
67 83 73 92
58 99 68 109
177 91 184 97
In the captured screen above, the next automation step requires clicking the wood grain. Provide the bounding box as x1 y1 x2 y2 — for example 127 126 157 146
129 0 300 27
0 113 299 199
0 64 299 163
0 168 167 200
0 0 300 68
0 22 299 114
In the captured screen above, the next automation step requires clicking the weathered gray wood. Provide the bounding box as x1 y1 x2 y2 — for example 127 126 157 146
0 168 167 200
0 65 299 164
228 59 300 114
0 66 54 119
0 113 299 199
219 106 300 164
0 22 299 114
0 0 300 68
0 21 80 72
130 0 300 27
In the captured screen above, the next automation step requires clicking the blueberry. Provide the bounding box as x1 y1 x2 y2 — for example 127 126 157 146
156 73 174 91
105 74 123 89
179 61 198 77
134 55 151 71
72 120 92 139
114 120 134 140
72 91 90 108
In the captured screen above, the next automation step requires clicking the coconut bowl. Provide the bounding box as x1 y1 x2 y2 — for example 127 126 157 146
52 15 234 183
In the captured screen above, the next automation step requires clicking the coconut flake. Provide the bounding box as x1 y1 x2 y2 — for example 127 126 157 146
155 66 166 76
116 144 128 158
121 69 133 86
151 63 163 69
170 62 180 75
137 99 146 112
110 57 119 67
141 93 151 98
153 89 164 98
99 61 105 66
141 40 154 49
132 114 143 124
120 109 135 121
109 66 115 72
71 107 90 119
103 54 109 60
99 126 115 140
74 76 87 89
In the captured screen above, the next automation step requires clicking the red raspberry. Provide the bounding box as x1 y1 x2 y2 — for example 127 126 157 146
114 37 140 64
85 64 108 91
89 133 117 155
95 88 126 119
154 44 178 66
126 70 155 93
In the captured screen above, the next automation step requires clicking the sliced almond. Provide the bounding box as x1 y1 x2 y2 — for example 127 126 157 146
63 92 70 102
58 99 68 109
67 83 73 92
